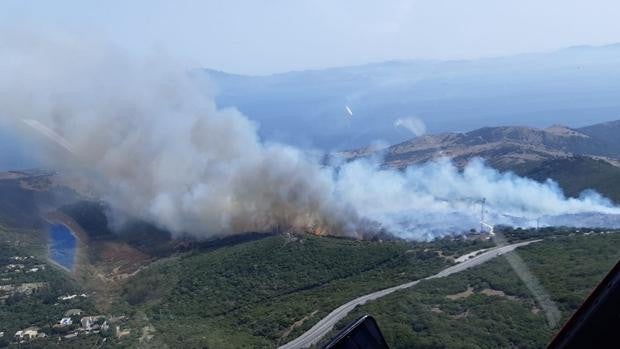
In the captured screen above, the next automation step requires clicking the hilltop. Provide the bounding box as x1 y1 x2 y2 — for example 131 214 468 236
341 120 620 203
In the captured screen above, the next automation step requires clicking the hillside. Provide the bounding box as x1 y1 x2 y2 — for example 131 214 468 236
578 119 620 155
511 156 620 203
343 123 620 168
320 231 620 348
1 168 619 347
112 233 475 348
0 225 103 348
1 120 620 347
0 171 78 229
0 174 486 347
75 227 620 348
341 120 620 203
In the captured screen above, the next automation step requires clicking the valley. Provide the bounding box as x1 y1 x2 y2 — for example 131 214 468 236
1 119 620 348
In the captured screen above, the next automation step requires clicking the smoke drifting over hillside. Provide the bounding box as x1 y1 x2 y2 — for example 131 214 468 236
394 117 426 137
2 33 620 240
337 159 620 239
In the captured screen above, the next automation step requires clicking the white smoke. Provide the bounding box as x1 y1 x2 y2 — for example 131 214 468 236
2 32 620 240
394 116 426 136
338 158 620 239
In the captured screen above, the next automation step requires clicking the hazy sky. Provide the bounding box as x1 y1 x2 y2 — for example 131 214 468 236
2 0 620 74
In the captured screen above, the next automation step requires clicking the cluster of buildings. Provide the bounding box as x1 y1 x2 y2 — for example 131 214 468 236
13 308 114 344
3 253 131 345
58 293 88 301
14 327 46 341
4 256 46 273
55 309 110 337
1 255 48 303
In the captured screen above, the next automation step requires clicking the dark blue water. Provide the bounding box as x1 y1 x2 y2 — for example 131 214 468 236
49 224 76 271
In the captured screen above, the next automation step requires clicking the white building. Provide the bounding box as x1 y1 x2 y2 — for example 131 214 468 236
81 315 104 330
14 327 39 341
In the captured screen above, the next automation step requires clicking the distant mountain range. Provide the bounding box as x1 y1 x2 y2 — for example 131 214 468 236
204 44 620 150
342 119 620 203
343 120 620 168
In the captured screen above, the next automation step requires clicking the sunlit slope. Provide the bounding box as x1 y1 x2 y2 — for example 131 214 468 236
512 156 620 203
341 122 620 205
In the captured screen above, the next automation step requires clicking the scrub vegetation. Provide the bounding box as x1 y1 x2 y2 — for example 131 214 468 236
320 232 620 349
115 234 491 348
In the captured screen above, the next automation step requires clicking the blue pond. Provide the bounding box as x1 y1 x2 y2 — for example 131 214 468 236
49 224 76 271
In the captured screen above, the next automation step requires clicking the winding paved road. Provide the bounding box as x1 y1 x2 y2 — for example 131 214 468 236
279 239 541 349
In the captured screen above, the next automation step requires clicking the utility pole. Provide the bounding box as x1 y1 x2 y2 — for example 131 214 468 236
480 198 486 233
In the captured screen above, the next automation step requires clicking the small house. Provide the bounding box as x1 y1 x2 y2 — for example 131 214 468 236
64 308 83 317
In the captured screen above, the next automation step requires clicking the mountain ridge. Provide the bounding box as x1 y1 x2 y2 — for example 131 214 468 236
205 42 620 78
341 121 620 170
339 120 620 203
203 43 620 150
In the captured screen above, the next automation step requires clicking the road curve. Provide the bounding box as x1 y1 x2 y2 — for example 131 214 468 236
279 239 540 349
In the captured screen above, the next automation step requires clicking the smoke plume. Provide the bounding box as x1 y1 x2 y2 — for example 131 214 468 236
2 32 620 240
394 117 426 137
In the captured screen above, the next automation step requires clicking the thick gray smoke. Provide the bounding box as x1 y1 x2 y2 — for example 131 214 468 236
2 33 620 240
0 32 360 237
